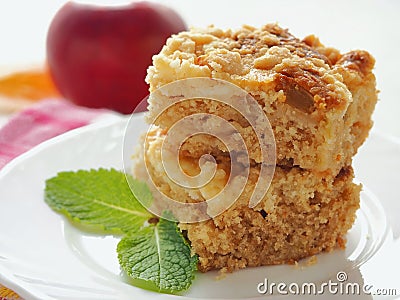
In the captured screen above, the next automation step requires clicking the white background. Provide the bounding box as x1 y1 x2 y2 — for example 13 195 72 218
0 0 399 138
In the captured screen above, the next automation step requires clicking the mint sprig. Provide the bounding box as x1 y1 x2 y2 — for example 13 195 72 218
44 169 197 294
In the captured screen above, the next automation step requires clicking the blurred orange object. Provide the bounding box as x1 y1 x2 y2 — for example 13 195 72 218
0 68 60 101
0 285 21 299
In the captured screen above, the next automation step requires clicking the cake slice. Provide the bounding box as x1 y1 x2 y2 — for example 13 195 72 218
145 24 377 175
132 24 378 272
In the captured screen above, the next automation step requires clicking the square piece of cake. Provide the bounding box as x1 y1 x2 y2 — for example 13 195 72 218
133 24 377 272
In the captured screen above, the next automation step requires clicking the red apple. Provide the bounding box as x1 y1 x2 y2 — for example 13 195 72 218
46 1 186 114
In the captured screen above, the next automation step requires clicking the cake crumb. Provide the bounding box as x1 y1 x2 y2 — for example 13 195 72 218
294 260 299 269
306 255 318 266
292 255 317 270
216 268 228 280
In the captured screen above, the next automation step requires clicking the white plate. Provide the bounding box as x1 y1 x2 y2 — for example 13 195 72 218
0 114 398 300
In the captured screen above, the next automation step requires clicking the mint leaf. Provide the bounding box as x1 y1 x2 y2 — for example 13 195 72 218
117 217 198 294
45 169 198 293
44 169 153 234
126 177 153 209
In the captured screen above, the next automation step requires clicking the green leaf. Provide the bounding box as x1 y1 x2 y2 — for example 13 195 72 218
117 217 198 294
126 177 153 209
45 168 198 293
44 168 153 234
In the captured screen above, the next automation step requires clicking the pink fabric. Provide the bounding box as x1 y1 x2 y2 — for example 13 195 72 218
0 99 106 170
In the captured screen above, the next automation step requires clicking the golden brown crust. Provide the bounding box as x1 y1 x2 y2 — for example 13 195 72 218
275 67 341 112
337 50 375 77
302 34 342 65
147 24 357 112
